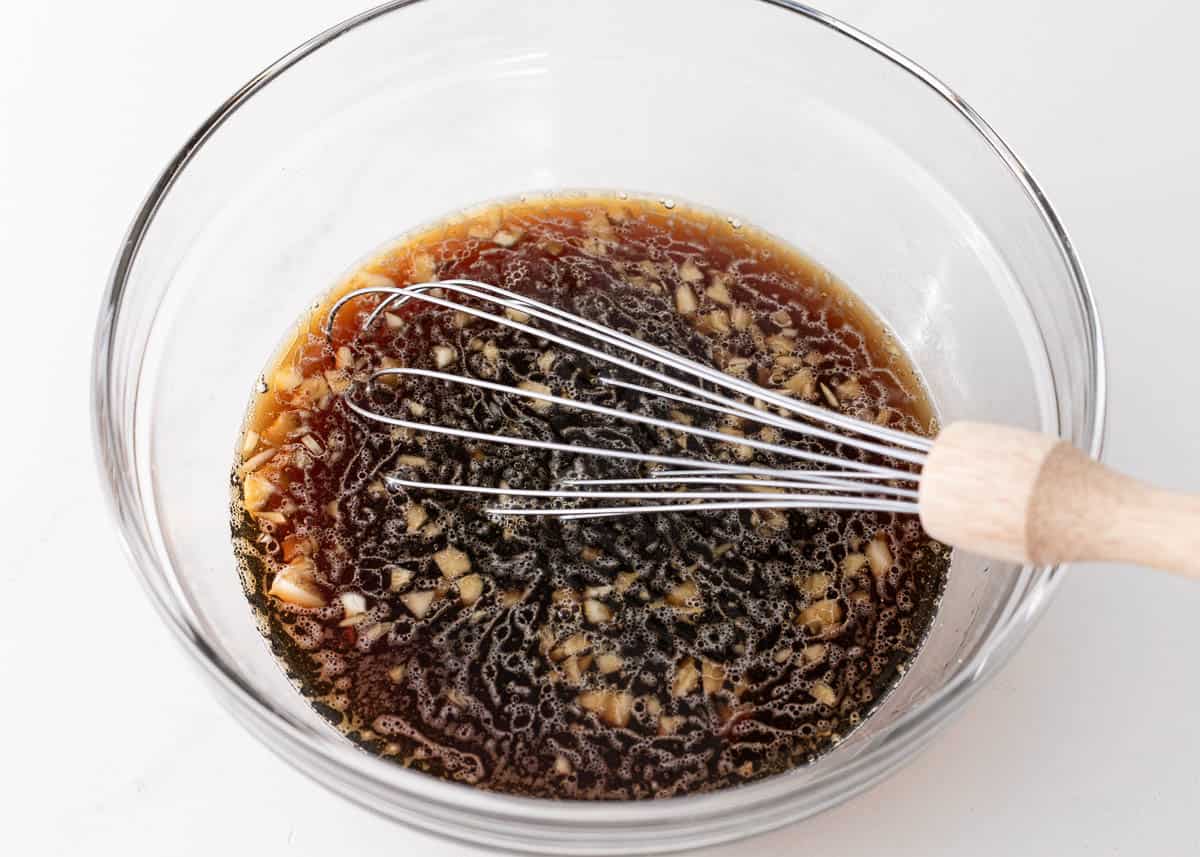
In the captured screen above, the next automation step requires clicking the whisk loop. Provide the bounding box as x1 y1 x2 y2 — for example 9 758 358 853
326 279 927 519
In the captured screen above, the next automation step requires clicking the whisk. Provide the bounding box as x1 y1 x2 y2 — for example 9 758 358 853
326 279 1200 578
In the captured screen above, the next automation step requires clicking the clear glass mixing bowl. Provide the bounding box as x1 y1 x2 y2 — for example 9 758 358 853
92 1 1105 853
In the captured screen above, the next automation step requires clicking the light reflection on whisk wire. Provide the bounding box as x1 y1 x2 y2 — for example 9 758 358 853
326 279 928 520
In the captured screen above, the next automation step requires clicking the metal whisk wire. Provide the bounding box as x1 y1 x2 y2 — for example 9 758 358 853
341 279 929 458
325 279 928 519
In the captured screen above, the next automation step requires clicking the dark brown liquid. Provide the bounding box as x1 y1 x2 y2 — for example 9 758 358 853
232 194 949 799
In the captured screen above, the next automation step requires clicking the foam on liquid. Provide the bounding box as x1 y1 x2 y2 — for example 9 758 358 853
232 194 949 799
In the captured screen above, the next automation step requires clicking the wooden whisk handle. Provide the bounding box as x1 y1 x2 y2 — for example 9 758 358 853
918 421 1200 577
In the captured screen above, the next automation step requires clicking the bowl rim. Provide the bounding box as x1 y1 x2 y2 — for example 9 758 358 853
91 0 1107 847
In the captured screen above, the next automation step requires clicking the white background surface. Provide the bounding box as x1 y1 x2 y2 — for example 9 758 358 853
2 1 1198 854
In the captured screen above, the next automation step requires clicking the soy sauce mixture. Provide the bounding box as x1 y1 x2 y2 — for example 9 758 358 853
232 194 949 799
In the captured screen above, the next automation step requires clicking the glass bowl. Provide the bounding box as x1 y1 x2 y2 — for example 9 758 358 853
92 0 1105 853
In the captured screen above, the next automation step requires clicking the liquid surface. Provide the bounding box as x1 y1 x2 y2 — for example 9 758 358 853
232 194 949 799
